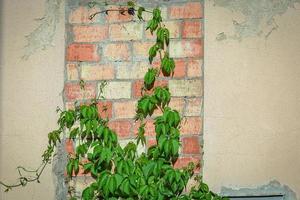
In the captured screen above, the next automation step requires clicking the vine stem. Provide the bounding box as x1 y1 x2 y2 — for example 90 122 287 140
0 161 49 191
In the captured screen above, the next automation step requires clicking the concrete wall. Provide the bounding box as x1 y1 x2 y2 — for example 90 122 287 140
203 0 300 198
0 0 64 199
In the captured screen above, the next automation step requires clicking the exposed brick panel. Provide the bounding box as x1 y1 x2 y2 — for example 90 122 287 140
132 41 153 58
73 25 108 42
174 156 201 172
110 23 143 41
67 44 100 62
186 98 202 117
182 21 202 38
113 100 137 119
97 101 113 119
69 7 101 24
81 64 115 81
169 2 203 19
187 59 203 77
169 40 203 58
108 120 132 138
169 79 202 97
66 63 79 81
102 81 132 99
65 139 74 155
103 43 131 61
106 6 133 22
133 119 156 137
181 117 202 135
181 136 201 154
132 80 168 98
116 62 149 80
145 21 181 40
64 82 96 101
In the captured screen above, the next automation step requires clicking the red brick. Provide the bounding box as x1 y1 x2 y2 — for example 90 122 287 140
106 6 133 22
147 138 157 148
186 98 202 116
73 25 108 42
181 136 201 154
104 43 131 61
181 117 202 135
170 40 203 58
69 7 100 24
153 59 186 78
108 120 132 138
64 82 96 101
145 21 181 40
187 59 203 77
169 2 203 19
65 139 74 155
182 21 202 38
67 44 100 62
97 101 113 119
174 156 201 172
133 119 156 137
113 100 137 119
132 80 168 98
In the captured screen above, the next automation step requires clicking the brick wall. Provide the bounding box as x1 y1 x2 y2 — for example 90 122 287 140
65 0 203 195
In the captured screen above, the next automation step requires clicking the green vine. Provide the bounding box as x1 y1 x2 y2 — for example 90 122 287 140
1 1 229 200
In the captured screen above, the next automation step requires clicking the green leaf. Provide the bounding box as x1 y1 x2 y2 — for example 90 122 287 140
127 1 135 7
73 159 79 176
82 186 94 200
144 68 157 90
137 7 145 20
66 160 73 177
148 45 158 64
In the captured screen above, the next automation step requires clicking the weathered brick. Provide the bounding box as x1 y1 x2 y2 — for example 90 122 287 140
169 40 203 58
132 80 168 98
116 62 149 79
103 43 131 61
73 25 108 42
65 139 74 155
65 82 96 101
113 100 137 119
153 97 185 116
181 117 202 135
145 21 181 40
101 81 131 99
67 63 79 80
132 41 153 58
169 2 203 19
187 59 203 77
106 6 133 22
69 7 101 24
110 23 143 41
133 119 156 137
67 44 100 62
153 59 186 78
169 79 202 97
65 102 76 110
174 156 201 172
181 136 201 154
97 101 113 119
108 120 132 138
186 98 202 117
147 138 157 148
182 21 202 38
81 64 114 81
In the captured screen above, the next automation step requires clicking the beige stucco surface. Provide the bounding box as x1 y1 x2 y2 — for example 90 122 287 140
204 1 300 197
0 0 64 199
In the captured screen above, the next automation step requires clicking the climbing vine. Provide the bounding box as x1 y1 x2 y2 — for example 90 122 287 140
1 1 228 200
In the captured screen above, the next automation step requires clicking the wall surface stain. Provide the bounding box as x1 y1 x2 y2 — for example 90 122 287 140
220 180 297 200
23 0 62 59
213 0 300 41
